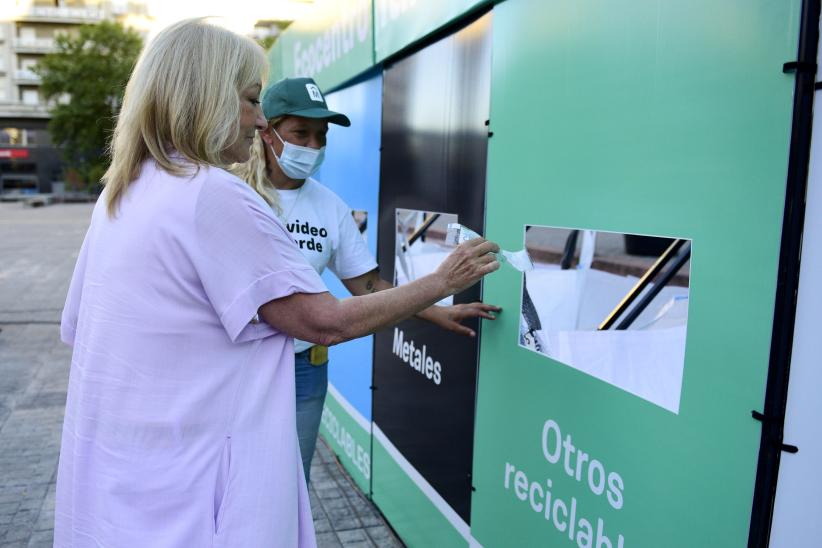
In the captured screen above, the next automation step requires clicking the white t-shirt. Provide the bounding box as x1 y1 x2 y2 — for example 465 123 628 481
275 178 377 353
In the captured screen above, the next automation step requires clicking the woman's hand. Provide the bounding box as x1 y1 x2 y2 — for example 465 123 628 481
435 238 501 296
417 302 502 337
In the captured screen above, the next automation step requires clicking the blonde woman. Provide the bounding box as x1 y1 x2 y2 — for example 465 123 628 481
57 19 499 547
233 77 502 483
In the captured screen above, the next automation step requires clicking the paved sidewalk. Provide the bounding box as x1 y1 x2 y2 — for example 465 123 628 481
0 202 401 547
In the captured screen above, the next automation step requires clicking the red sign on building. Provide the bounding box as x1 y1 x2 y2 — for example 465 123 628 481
0 149 30 159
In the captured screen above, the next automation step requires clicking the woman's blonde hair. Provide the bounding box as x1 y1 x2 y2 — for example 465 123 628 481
103 18 267 216
230 116 284 215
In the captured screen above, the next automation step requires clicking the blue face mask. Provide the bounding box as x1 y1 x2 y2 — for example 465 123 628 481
269 128 325 180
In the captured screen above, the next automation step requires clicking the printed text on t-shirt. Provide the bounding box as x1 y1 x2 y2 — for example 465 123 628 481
286 219 328 252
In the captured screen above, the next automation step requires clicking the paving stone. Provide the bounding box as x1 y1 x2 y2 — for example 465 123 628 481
323 496 354 511
313 517 333 534
357 512 384 528
0 504 17 517
365 525 402 546
328 516 362 532
336 528 369 543
0 528 31 542
340 542 373 548
316 486 345 500
316 532 343 548
24 528 51 547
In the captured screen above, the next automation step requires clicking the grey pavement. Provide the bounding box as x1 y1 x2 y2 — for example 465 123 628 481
0 202 401 547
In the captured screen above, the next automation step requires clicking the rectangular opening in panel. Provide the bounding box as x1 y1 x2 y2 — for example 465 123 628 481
520 225 691 413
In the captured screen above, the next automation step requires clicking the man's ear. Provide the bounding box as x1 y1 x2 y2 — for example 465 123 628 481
259 126 275 146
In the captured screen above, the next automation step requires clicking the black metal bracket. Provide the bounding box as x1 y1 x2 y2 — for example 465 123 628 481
815 81 822 90
751 410 799 454
783 60 817 74
751 410 780 423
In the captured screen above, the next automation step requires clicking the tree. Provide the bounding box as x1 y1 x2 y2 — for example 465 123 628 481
34 21 142 190
256 34 278 51
254 20 292 52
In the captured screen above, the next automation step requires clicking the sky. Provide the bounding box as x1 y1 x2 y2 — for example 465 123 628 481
144 0 314 37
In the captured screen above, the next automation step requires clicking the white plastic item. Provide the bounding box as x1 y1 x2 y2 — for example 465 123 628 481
445 223 534 272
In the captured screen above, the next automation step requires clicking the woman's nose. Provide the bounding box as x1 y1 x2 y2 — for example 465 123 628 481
254 106 267 131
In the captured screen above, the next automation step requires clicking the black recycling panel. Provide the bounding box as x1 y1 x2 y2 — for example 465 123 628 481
373 12 492 524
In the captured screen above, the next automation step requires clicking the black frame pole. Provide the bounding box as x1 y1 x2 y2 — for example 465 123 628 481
748 0 820 545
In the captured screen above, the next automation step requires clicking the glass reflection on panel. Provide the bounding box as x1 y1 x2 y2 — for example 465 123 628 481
351 210 368 244
394 208 458 306
520 225 691 414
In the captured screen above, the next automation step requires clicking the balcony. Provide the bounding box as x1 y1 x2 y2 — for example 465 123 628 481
16 6 105 24
14 69 42 84
0 102 50 119
12 38 57 54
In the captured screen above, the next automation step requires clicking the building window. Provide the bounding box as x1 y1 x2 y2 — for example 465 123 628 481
26 129 50 146
19 27 37 41
22 89 39 105
0 128 24 145
20 58 38 71
0 128 51 146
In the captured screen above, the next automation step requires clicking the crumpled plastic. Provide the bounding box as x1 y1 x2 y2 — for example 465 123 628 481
445 223 534 272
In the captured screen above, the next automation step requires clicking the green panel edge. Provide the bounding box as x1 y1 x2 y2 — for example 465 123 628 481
371 428 468 547
319 386 372 494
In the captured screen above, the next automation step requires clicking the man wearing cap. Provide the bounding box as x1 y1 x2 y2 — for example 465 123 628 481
234 77 501 482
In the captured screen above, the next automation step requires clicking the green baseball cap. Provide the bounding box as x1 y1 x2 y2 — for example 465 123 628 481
261 77 351 127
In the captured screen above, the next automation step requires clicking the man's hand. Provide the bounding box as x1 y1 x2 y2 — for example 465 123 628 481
417 302 502 338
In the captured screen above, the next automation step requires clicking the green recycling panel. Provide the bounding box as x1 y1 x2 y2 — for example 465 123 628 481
471 0 801 547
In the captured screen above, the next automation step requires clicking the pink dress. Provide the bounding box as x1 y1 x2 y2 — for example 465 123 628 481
55 159 326 547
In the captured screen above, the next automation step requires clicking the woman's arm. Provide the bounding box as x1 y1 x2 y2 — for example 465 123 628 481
258 238 499 345
341 270 501 338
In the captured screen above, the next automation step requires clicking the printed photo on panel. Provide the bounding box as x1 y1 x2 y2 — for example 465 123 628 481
394 208 458 306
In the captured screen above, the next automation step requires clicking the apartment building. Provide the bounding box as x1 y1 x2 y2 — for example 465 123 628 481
0 0 151 193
